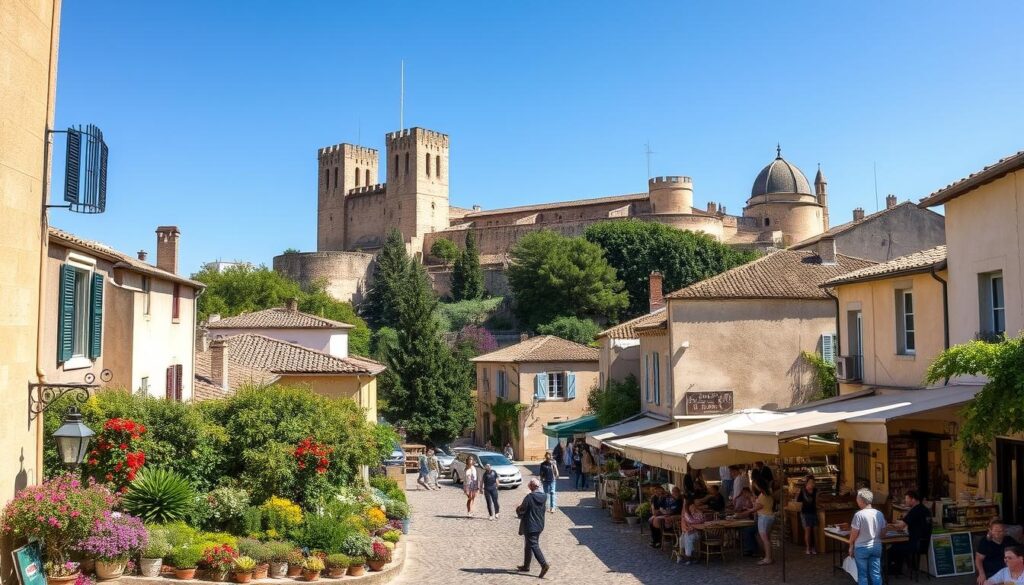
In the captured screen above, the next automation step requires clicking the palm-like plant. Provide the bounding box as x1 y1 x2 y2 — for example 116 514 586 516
122 467 196 523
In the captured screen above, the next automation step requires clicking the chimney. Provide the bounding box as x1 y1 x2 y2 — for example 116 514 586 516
156 226 180 274
852 208 865 221
706 202 718 214
472 204 482 211
137 250 148 261
886 194 898 209
210 338 229 392
285 297 298 312
208 313 221 324
195 326 209 353
520 332 529 342
649 271 665 312
817 236 837 265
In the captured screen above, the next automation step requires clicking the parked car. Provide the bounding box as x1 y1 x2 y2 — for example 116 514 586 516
383 443 406 467
433 447 455 478
450 451 522 489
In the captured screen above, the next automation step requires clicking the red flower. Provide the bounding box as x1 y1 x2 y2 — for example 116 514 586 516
105 473 113 481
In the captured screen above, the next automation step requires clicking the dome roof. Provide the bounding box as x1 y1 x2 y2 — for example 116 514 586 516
750 147 812 197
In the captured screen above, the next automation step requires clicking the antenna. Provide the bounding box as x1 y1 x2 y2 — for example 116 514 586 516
644 142 655 179
873 161 879 212
357 119 361 145
399 60 405 131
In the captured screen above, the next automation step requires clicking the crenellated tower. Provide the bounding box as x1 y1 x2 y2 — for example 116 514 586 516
384 128 450 253
648 176 694 214
317 144 379 251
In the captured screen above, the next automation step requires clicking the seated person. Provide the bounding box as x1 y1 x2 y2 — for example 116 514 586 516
733 487 755 518
977 518 1020 585
888 490 933 575
699 484 726 513
649 487 683 548
678 498 706 564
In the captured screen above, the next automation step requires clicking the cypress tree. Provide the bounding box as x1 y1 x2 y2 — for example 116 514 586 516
360 229 409 330
452 229 484 301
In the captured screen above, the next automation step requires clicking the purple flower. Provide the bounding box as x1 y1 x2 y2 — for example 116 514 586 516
75 512 147 561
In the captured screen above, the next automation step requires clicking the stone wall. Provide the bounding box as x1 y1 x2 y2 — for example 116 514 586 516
427 266 510 299
274 251 375 304
343 188 388 250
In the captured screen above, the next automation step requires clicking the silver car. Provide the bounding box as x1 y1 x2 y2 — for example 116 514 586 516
433 448 455 478
450 450 522 489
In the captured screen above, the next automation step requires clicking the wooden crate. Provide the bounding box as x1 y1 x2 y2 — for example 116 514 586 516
403 444 426 472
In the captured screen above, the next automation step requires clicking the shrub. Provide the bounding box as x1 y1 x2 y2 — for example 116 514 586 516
260 496 303 539
163 522 201 549
368 476 399 494
429 239 459 265
240 506 263 538
302 557 325 572
297 514 354 554
340 533 372 559
77 512 148 561
325 553 350 569
167 544 204 569
200 544 238 572
203 486 251 533
142 526 172 558
364 508 387 530
233 556 257 573
368 539 392 563
265 541 294 563
122 468 196 524
536 316 602 345
85 418 147 492
1 475 116 565
385 501 409 520
236 538 262 560
436 297 503 332
381 530 401 544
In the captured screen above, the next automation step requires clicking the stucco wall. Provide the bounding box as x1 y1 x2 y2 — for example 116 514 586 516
831 205 946 263
279 374 377 422
273 251 375 305
942 171 1024 346
744 201 825 247
208 327 348 358
834 271 946 390
598 337 640 389
638 333 672 419
668 298 836 412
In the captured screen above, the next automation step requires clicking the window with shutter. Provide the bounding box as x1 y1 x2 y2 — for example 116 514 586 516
821 333 836 365
534 373 547 401
57 264 76 362
165 366 174 400
88 273 103 359
566 372 576 400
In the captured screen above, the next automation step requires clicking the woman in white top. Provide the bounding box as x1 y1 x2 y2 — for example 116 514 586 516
463 455 480 517
986 546 1024 585
848 488 887 585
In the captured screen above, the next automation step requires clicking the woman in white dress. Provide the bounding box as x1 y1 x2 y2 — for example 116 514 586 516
464 455 480 517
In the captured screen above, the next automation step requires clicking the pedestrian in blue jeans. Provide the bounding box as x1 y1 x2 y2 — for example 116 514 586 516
538 451 559 512
848 488 886 585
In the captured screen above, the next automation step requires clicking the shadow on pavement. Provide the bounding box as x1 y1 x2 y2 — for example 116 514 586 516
458 568 531 576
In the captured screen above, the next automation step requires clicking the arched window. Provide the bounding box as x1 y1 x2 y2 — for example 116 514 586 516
436 155 441 179
365 169 370 186
426 153 431 177
333 167 338 189
355 167 360 187
394 155 399 176
324 169 330 189
404 152 410 175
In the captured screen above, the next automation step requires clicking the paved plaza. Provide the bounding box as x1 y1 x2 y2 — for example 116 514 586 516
392 465 974 585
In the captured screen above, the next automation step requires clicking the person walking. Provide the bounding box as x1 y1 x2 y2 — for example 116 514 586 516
539 451 559 513
482 462 501 520
516 478 551 579
463 455 480 517
551 442 563 469
503 442 514 461
416 451 431 490
753 480 776 565
426 449 441 489
849 488 887 585
572 444 585 490
796 475 819 555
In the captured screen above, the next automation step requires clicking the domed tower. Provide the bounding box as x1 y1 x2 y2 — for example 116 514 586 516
743 146 826 245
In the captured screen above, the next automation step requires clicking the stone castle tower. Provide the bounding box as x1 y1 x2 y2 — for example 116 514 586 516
384 128 449 253
648 176 693 214
742 146 828 246
317 144 380 251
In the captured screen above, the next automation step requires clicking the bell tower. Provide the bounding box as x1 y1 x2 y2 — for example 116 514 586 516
384 128 449 253
815 164 829 231
316 143 379 251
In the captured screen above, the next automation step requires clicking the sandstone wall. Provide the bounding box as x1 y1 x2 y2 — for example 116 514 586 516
274 251 375 304
343 189 388 250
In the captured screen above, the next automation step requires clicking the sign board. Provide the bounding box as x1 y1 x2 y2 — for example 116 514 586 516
685 391 734 415
11 541 46 585
928 532 975 577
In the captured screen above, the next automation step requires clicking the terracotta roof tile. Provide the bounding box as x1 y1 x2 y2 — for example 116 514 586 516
597 308 666 340
471 335 599 363
207 307 353 329
824 245 946 286
919 150 1024 208
666 250 875 300
193 346 277 400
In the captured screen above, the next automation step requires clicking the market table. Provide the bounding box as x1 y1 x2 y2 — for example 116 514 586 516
824 526 908 584
687 518 757 560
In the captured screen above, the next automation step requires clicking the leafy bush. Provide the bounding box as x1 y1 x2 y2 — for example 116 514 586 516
265 541 294 563
537 316 602 345
260 496 303 539
297 514 355 554
123 468 196 523
368 476 399 494
167 544 204 569
201 486 251 533
385 501 409 520
429 239 459 265
436 297 503 332
381 530 401 543
142 526 173 558
587 374 641 426
163 522 201 549
325 554 350 569
340 533 373 559
236 538 264 562
302 557 325 572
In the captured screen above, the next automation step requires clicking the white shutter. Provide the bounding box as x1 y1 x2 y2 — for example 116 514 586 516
821 333 836 365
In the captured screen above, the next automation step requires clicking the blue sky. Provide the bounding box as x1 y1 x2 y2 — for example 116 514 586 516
52 1 1024 275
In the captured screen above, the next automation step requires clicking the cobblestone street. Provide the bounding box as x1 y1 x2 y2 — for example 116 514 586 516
392 465 970 585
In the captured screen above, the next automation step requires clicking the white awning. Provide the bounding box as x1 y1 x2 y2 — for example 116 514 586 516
585 413 671 448
607 410 793 472
727 386 982 455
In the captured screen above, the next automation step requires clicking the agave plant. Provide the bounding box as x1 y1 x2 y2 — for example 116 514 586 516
122 467 196 523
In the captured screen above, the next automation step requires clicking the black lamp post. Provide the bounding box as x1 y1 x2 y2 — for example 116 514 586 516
52 406 95 469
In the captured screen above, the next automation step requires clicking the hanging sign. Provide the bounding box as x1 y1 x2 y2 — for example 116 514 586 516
685 391 734 415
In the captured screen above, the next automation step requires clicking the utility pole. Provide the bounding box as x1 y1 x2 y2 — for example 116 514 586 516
645 142 655 179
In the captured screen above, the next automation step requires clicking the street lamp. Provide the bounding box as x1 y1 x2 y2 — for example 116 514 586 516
52 407 95 469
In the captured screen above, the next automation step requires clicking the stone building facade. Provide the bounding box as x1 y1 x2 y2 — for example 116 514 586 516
278 127 831 302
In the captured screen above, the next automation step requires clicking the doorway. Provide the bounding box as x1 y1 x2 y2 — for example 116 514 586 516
919 436 947 499
997 439 1024 524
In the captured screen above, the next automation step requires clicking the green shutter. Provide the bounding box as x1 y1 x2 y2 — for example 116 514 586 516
57 264 76 363
88 273 104 359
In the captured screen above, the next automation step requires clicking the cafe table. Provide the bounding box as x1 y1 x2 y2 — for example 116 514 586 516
824 526 908 584
693 518 757 559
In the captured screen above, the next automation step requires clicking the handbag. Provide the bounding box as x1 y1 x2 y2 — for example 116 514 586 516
842 555 858 582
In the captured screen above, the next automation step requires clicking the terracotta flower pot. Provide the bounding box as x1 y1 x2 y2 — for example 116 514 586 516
208 569 229 582
174 568 197 580
253 564 269 580
286 565 303 577
47 572 81 585
366 560 386 572
346 565 365 577
301 569 320 582
139 557 163 577
268 562 288 578
233 571 253 583
327 568 346 578
96 559 127 580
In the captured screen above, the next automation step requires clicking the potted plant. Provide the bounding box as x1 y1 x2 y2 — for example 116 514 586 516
168 545 203 580
44 561 81 585
265 542 293 578
345 557 366 578
237 539 271 580
381 530 401 544
301 557 324 582
610 486 634 523
139 529 172 577
201 544 238 582
636 502 653 522
286 550 305 577
324 554 349 578
386 501 411 534
232 556 257 583
77 512 148 579
366 540 392 572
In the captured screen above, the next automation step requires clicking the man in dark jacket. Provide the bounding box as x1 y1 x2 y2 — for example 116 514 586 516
517 478 551 578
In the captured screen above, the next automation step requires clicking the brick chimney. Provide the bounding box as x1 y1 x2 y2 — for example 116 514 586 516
210 338 229 392
195 326 209 352
649 271 665 312
137 250 148 261
707 201 718 214
817 236 837 265
852 208 865 221
886 194 898 209
156 226 180 274
285 297 298 312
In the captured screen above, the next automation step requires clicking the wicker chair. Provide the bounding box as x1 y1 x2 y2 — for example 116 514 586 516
661 519 680 552
700 526 727 566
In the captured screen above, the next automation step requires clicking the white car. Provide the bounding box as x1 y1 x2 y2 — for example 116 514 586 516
450 450 522 489
433 448 455 478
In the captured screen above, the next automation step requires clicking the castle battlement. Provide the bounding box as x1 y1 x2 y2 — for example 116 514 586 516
385 127 450 149
649 176 693 185
317 143 379 160
347 183 387 196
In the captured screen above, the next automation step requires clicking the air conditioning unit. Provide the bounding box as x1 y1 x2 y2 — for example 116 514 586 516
835 356 854 381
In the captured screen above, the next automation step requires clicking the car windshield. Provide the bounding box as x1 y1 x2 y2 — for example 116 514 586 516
478 455 513 466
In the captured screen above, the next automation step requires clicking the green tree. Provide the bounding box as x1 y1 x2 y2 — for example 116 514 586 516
451 230 484 301
379 260 475 445
586 375 641 426
507 230 628 328
925 336 1024 473
584 220 759 317
489 398 526 448
429 238 459 266
360 230 410 330
537 316 602 345
192 265 371 356
801 351 838 401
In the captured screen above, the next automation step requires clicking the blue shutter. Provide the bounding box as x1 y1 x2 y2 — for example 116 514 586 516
88 273 104 359
57 264 76 363
566 372 576 400
535 373 548 401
